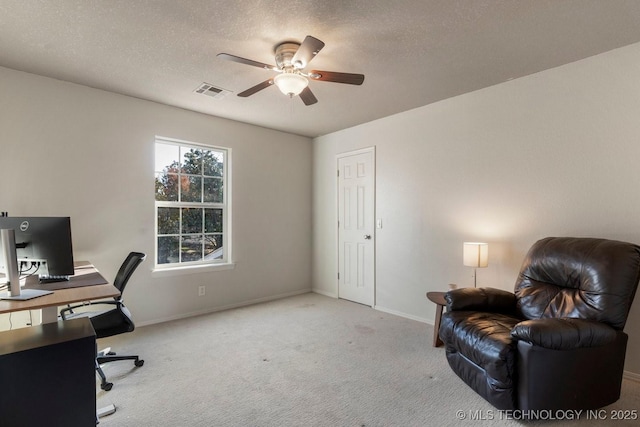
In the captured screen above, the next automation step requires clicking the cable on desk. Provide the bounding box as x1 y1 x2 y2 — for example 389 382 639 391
19 262 42 280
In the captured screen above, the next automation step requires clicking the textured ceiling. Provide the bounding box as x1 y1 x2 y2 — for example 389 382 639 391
2 1 640 137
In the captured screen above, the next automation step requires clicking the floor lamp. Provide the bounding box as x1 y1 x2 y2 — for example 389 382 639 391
463 242 488 287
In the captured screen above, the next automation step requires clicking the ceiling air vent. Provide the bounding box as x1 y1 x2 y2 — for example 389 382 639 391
194 83 231 99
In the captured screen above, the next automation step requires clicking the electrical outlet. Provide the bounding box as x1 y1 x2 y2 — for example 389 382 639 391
198 285 206 296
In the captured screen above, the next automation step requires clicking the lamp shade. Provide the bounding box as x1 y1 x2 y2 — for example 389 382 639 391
463 242 488 268
274 73 308 97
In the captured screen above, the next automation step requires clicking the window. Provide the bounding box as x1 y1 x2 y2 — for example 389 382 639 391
154 137 230 269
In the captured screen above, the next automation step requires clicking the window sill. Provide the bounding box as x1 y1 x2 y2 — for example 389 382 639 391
151 262 235 278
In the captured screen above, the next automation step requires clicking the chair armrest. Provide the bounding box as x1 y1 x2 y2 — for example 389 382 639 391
60 300 117 320
445 287 517 314
511 318 617 350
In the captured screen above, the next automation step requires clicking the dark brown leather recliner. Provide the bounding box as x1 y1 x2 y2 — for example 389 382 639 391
439 237 640 411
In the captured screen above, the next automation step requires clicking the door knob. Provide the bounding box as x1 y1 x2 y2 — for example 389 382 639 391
364 234 372 240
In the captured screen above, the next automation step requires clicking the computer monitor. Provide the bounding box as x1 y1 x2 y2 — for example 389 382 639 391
0 216 74 277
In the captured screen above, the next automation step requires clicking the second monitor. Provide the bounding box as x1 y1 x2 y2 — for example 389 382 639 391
0 216 74 281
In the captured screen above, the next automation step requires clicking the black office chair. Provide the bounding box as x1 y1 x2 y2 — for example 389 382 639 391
61 252 146 391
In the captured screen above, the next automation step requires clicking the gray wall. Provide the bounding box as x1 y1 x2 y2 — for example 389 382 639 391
0 66 312 327
313 42 640 375
3 39 640 377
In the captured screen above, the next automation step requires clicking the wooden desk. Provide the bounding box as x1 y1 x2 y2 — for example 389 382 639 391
0 262 119 323
0 262 119 422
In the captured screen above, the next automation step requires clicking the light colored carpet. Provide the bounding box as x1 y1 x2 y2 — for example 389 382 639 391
96 293 639 426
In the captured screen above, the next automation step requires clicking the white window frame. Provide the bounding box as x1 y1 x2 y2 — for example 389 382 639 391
153 136 232 273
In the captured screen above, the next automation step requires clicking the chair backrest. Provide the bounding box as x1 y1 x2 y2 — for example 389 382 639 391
514 237 640 330
113 252 146 299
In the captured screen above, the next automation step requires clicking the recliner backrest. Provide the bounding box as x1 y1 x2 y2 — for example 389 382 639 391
113 252 146 298
514 237 640 330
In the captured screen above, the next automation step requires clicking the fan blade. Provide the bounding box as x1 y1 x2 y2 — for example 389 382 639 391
291 36 325 69
237 79 274 97
299 87 318 106
309 70 365 85
217 53 277 71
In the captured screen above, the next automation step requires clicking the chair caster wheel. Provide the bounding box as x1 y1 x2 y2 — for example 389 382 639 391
135 359 144 367
102 382 113 391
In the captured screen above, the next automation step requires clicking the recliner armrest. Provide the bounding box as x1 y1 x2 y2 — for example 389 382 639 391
511 318 617 350
445 287 517 315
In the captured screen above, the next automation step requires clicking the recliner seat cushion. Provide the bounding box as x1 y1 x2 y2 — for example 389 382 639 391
440 311 521 408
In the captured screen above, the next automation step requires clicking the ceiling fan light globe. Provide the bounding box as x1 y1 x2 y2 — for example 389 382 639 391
274 73 308 97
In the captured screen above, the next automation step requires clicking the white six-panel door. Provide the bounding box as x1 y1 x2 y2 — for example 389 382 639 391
337 148 375 306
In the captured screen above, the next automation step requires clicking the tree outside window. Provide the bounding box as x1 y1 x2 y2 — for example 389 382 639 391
154 139 228 267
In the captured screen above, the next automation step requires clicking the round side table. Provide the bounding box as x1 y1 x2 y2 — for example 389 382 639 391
426 291 447 347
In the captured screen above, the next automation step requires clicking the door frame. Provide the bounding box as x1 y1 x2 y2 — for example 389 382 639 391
336 146 376 306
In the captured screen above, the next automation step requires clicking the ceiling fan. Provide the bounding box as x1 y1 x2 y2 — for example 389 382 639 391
217 35 364 106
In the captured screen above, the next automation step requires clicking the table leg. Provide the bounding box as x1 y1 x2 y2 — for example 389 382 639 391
41 306 59 323
433 303 444 347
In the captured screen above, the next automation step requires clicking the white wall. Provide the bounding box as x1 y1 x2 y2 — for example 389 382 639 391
313 42 640 374
0 66 312 328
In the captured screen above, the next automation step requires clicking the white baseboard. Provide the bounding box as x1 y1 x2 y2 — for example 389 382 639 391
309 292 431 325
624 370 640 382
308 294 431 325
312 288 338 299
137 288 312 328
374 305 430 324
